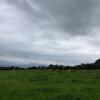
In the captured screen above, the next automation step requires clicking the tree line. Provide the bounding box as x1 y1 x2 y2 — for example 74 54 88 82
0 59 100 70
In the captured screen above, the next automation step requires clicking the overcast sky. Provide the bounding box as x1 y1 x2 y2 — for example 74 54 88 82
0 0 100 65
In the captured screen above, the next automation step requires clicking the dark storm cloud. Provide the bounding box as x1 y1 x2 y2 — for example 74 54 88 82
0 0 100 65
35 0 96 35
4 0 99 36
5 0 94 36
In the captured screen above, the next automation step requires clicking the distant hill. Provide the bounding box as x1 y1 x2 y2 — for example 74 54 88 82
0 61 48 68
23 63 48 68
0 61 23 67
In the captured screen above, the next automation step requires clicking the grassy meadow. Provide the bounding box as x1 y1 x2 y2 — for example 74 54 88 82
0 70 100 100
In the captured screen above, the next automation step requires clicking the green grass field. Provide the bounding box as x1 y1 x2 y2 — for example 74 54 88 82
0 70 100 100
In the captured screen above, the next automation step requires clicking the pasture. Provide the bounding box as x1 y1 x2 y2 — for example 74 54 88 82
0 70 100 100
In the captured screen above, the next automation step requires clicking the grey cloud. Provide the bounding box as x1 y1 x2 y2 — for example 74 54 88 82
0 0 100 65
35 0 96 35
3 0 100 36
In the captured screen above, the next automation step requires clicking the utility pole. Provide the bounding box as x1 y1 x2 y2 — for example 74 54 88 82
57 59 58 65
